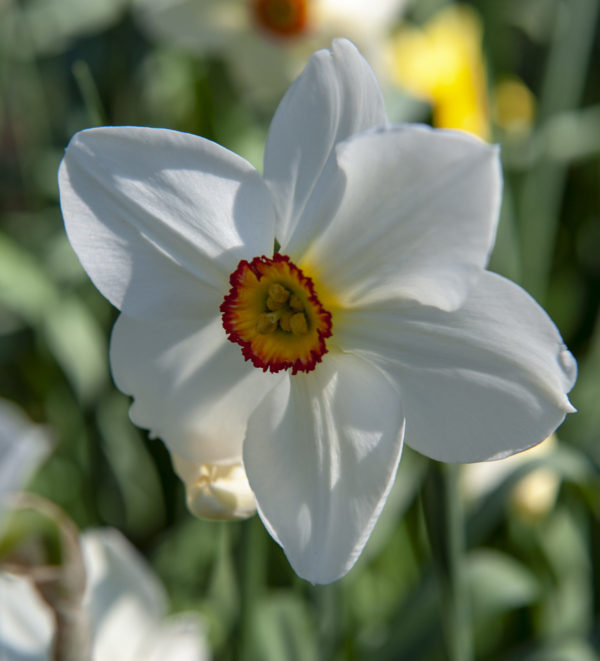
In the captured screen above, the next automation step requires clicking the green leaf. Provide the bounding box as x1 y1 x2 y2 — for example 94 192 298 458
43 296 108 402
95 393 165 537
252 593 318 661
537 508 592 639
468 549 540 618
0 233 108 401
520 638 599 661
0 233 55 322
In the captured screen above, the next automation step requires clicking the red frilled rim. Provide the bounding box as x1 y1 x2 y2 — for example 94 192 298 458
220 254 332 374
251 0 308 39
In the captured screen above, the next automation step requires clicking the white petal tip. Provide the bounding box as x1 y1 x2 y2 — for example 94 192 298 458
558 345 578 387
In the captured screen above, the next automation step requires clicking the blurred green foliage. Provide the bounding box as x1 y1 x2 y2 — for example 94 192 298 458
1 0 599 659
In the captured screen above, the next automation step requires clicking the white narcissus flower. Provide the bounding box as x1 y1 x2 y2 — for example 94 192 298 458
133 0 406 103
58 39 576 584
0 529 210 661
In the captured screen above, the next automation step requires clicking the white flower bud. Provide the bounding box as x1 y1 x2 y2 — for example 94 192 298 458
171 456 256 521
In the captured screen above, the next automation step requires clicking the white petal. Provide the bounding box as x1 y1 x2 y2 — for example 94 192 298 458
336 271 576 463
264 39 387 254
110 312 282 463
59 126 275 318
303 125 501 310
244 353 405 584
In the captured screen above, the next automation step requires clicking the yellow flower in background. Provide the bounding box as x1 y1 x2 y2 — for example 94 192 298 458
387 4 490 139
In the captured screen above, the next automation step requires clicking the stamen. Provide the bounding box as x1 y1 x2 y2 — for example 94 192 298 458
279 309 293 332
290 312 308 335
268 283 290 304
266 283 290 311
266 297 285 311
256 312 278 334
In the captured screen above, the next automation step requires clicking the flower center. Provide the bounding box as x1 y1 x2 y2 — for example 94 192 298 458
251 0 308 38
221 254 332 374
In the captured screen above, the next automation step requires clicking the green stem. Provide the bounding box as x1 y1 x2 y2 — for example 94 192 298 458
315 582 341 660
237 516 266 661
422 461 472 661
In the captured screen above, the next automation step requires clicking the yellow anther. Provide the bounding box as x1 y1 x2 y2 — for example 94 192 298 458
290 312 308 335
266 297 284 311
268 283 290 303
256 313 278 334
289 294 303 312
279 309 293 332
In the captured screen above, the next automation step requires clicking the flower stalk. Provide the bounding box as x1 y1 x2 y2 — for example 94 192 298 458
422 461 473 661
237 516 267 661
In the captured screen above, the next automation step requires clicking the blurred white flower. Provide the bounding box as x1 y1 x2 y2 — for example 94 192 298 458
0 399 51 529
133 0 406 103
462 435 560 521
59 39 575 583
83 529 209 661
0 528 210 661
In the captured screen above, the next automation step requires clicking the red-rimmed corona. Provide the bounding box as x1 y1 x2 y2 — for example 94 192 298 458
221 254 332 374
251 0 309 38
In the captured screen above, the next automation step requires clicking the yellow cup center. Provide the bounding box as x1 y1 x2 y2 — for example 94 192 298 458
220 254 332 374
